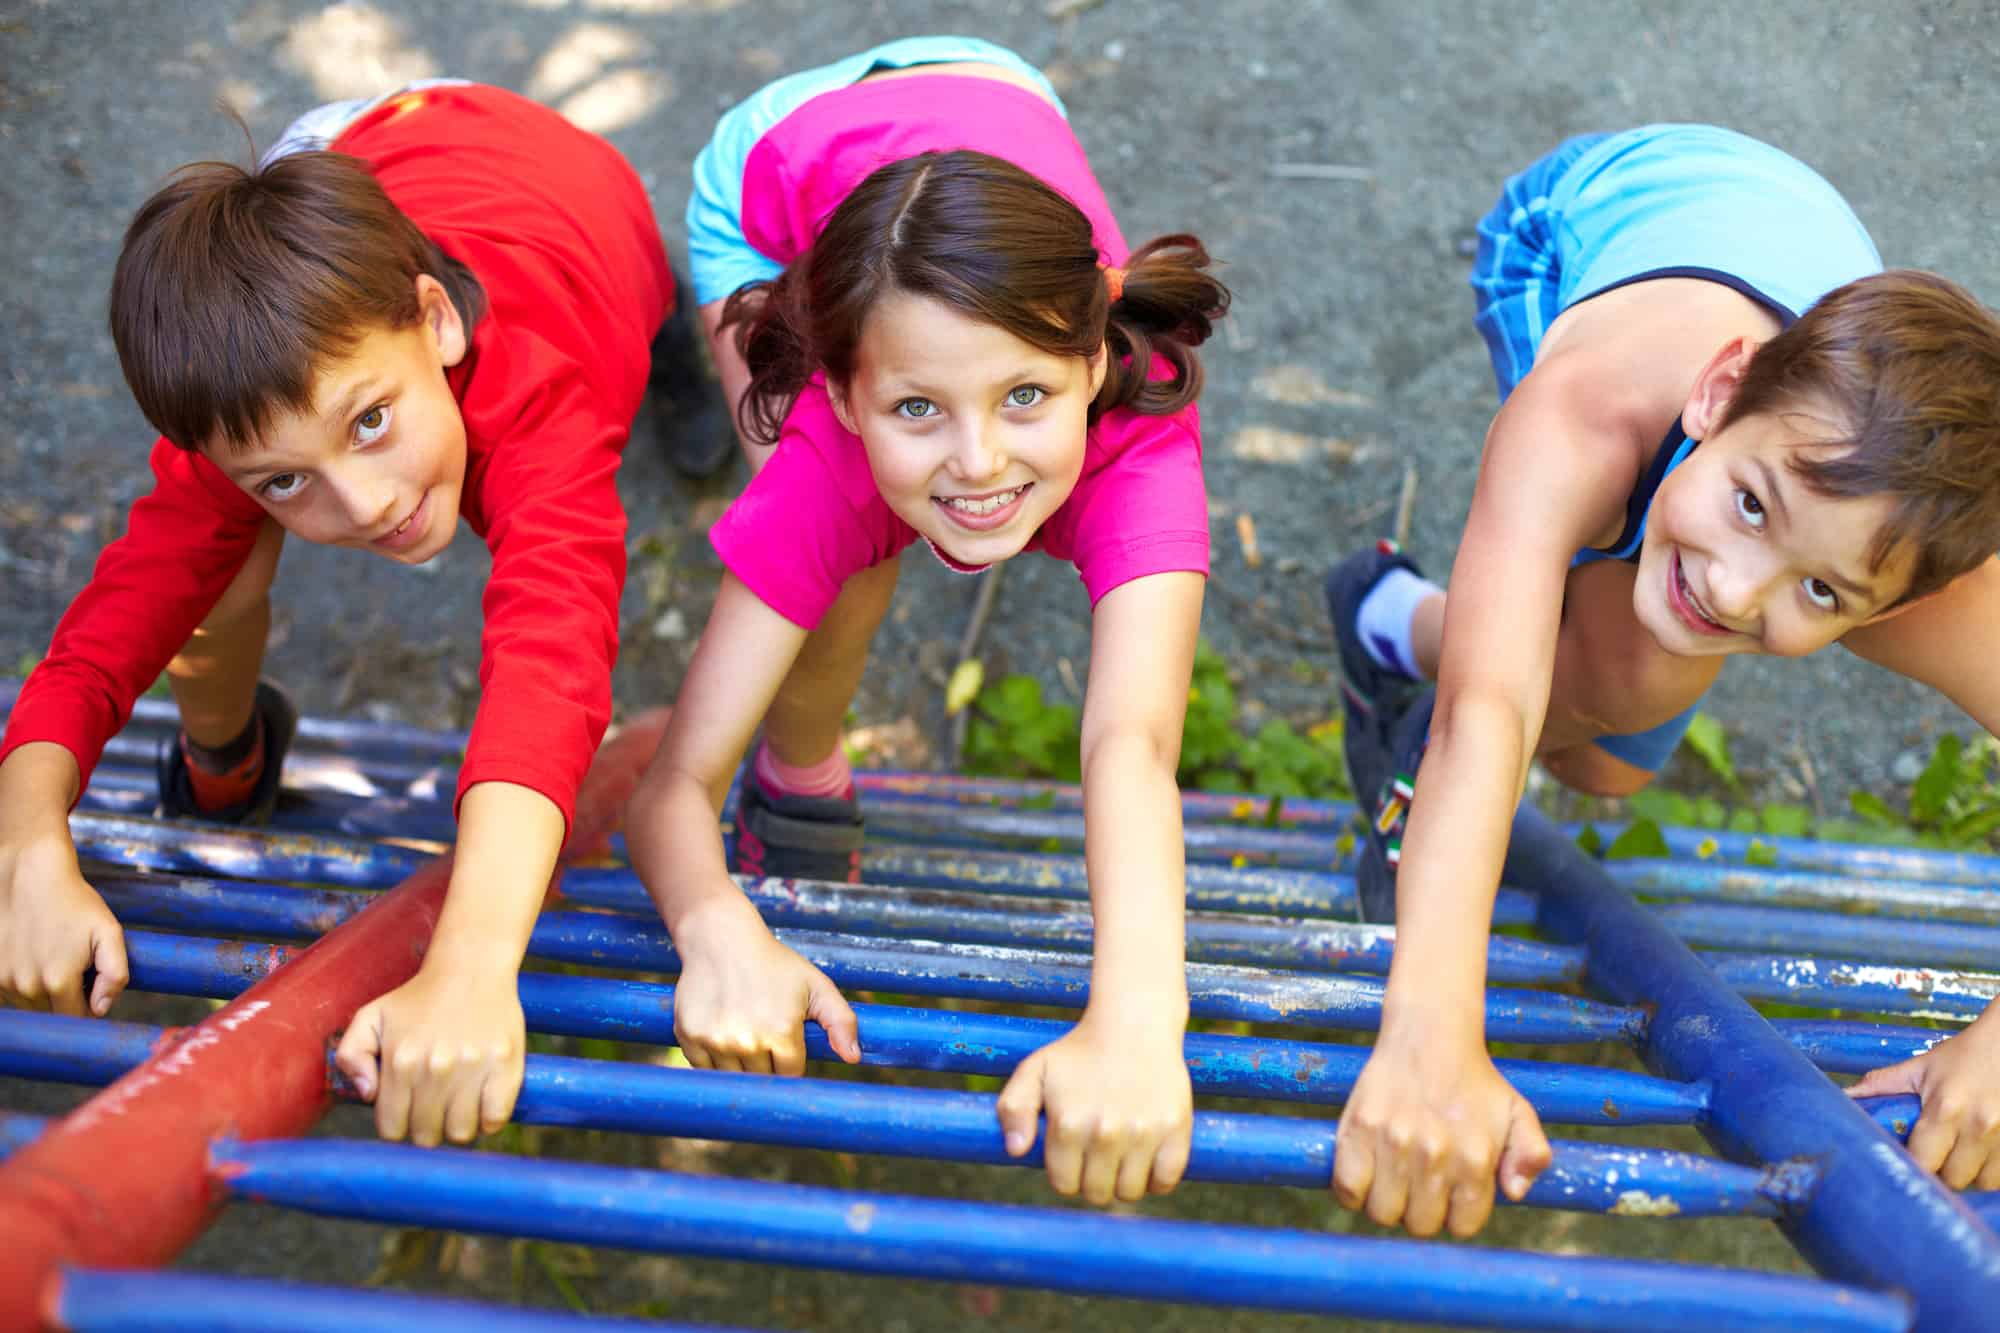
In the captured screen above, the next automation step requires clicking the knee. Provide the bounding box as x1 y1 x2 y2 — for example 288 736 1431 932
198 522 283 632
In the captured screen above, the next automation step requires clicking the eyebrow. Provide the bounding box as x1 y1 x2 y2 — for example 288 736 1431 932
1758 459 1880 604
876 366 1052 398
220 377 386 482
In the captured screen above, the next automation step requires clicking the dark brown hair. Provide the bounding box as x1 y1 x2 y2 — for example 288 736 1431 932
110 149 484 451
1718 270 2000 603
722 149 1230 446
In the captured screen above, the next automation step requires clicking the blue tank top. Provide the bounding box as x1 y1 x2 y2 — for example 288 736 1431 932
1578 420 1699 566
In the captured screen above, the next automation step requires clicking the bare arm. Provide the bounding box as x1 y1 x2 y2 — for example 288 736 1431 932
624 571 861 1071
0 742 127 1017
334 778 563 1146
996 570 1205 1205
1337 349 1648 1236
1841 556 2000 1187
1840 557 2000 735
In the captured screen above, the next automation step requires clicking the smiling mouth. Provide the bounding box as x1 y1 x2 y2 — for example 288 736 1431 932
1670 550 1735 636
372 492 429 550
937 484 1030 517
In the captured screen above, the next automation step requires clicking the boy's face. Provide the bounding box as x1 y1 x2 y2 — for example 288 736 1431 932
1636 384 1914 659
828 291 1102 569
203 276 469 566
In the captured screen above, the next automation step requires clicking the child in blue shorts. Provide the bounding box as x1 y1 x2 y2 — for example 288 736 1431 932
1325 124 2000 1238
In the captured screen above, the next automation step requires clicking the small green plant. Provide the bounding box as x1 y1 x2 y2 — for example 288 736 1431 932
1583 720 2000 862
961 641 1353 807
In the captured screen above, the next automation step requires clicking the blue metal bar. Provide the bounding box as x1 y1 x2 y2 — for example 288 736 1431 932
211 1138 1908 1331
1511 804 2000 1329
0 1114 46 1162
72 812 430 889
0 1009 170 1084
0 1010 1755 1216
53 1269 723 1333
1772 1020 1946 1075
522 916 1643 1044
1704 953 1998 1020
110 937 1696 1124
98 863 1581 986
553 870 1582 983
102 887 1636 1045
855 843 1542 925
1654 902 2000 970
1614 860 2000 924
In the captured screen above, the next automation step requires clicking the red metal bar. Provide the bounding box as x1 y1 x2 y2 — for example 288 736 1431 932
0 709 670 1333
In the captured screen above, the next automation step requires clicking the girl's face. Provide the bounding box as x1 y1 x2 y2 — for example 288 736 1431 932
1635 389 1913 659
830 291 1105 568
204 276 468 567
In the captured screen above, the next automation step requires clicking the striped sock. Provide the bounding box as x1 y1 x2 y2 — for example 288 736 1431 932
754 738 853 800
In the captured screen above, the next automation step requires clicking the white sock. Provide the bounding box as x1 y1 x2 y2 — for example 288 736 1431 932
1356 568 1441 679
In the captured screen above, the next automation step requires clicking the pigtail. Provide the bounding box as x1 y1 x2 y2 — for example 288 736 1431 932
720 267 815 447
1095 235 1232 419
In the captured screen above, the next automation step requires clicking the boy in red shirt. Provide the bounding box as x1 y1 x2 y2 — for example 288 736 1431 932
0 82 694 1148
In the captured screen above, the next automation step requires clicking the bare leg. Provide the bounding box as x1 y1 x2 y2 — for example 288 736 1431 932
167 519 284 747
761 555 900 766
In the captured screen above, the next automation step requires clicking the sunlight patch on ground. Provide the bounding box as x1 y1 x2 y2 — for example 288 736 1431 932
1228 425 1369 465
1250 364 1373 409
557 67 672 133
283 4 438 100
527 22 649 102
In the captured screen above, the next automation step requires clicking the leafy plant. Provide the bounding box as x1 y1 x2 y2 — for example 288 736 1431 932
961 641 1352 805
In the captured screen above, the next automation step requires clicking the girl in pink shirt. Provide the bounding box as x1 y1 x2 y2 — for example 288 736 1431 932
626 39 1230 1209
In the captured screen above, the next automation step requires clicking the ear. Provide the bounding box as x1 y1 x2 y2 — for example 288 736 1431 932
827 379 860 435
1682 336 1758 440
1085 340 1109 401
415 274 469 369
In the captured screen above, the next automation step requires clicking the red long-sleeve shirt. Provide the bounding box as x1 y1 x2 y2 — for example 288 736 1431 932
1 84 673 830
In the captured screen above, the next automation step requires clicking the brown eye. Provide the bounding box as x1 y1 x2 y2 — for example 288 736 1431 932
356 404 392 443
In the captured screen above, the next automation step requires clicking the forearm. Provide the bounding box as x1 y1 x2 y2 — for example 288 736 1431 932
1381 691 1531 1033
625 762 748 934
1078 729 1190 1027
428 780 567 975
699 298 761 459
0 743 83 834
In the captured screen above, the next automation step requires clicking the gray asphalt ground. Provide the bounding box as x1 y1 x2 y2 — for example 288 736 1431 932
3 0 1997 1325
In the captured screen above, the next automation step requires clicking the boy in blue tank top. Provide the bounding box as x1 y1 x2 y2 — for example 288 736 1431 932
1325 124 2000 1238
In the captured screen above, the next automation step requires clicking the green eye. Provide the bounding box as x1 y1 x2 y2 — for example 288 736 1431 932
1007 386 1045 408
896 398 936 420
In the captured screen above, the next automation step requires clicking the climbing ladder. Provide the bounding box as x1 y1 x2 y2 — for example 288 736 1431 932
0 684 1995 1331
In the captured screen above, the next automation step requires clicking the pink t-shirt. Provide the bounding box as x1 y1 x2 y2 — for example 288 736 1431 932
708 74 1210 628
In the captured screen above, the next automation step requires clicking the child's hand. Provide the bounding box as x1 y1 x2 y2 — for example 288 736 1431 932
669 892 860 1073
0 830 128 1018
1334 1023 1551 1237
334 962 526 1147
995 1011 1194 1205
1849 1005 2000 1188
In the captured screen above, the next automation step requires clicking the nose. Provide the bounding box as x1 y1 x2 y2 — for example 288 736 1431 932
325 461 396 534
949 422 1006 483
1703 550 1774 624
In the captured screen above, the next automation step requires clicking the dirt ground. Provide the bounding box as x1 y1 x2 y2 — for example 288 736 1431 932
4 0 1998 1326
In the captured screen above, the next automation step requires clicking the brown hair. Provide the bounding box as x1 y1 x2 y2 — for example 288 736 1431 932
1718 270 2000 603
722 149 1230 446
110 149 485 451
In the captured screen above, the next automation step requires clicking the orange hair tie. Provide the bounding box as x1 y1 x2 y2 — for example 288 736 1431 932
1101 263 1128 304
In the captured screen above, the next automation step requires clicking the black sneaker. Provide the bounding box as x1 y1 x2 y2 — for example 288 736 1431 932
1347 687 1433 923
156 679 298 826
729 762 865 884
649 274 736 480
